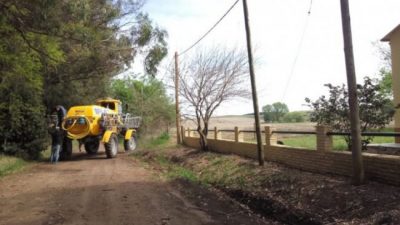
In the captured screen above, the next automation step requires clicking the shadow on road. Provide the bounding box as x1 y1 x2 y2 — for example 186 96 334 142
66 151 109 161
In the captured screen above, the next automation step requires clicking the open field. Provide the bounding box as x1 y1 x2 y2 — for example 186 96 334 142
183 115 316 130
183 115 396 151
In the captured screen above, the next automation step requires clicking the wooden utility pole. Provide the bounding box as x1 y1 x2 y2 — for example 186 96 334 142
340 0 364 185
242 0 264 166
174 52 182 144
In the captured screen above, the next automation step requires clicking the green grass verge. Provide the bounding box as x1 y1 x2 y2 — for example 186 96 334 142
133 146 298 192
155 154 198 182
138 132 172 150
0 155 28 177
133 133 199 182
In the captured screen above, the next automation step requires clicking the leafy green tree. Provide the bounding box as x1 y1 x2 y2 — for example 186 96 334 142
0 0 168 157
375 42 392 97
262 102 289 122
305 77 395 149
110 76 175 135
262 105 273 122
378 68 392 97
0 1 60 158
40 1 168 109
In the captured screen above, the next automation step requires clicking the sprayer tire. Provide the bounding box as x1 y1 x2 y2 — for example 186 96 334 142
124 136 137 152
84 139 99 155
60 137 72 160
105 134 118 158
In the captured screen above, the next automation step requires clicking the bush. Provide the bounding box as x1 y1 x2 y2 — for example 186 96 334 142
305 77 395 149
0 75 48 159
282 111 308 123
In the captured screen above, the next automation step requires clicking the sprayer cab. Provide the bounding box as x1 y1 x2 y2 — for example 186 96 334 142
96 98 123 114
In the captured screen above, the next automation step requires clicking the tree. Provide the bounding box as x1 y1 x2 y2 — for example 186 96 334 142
40 1 168 109
0 0 168 158
282 111 307 123
262 105 273 122
110 76 175 135
305 77 395 149
262 102 289 122
178 47 250 151
375 43 392 97
378 68 392 97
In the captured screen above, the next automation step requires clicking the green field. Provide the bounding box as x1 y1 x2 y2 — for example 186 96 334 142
281 135 394 151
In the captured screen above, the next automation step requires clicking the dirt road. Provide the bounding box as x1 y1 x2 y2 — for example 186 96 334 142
0 149 275 225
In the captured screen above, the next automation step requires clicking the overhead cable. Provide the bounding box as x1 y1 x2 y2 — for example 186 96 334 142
179 0 240 56
281 0 314 102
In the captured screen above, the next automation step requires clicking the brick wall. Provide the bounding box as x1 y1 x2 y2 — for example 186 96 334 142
183 137 400 186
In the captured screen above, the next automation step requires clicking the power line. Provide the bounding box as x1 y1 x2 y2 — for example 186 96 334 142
281 0 314 102
308 0 313 14
178 0 240 56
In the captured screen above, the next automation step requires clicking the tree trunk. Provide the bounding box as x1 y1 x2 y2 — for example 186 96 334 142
198 132 209 151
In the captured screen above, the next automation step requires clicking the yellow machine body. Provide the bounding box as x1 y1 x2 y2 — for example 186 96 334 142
61 98 141 159
63 98 123 142
124 129 135 140
65 105 111 138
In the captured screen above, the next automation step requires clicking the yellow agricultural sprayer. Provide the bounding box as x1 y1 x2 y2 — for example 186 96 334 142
61 98 141 159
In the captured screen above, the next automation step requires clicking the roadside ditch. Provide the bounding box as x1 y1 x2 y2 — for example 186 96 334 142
132 145 400 225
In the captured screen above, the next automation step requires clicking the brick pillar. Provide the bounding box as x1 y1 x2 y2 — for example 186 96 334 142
265 126 276 146
187 128 192 137
234 127 243 142
316 125 332 151
214 127 221 140
395 128 400 144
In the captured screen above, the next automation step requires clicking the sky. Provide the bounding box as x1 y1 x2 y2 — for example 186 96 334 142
139 0 400 115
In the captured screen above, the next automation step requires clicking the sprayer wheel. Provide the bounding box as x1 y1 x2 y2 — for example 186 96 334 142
84 139 99 155
105 134 118 158
124 136 137 152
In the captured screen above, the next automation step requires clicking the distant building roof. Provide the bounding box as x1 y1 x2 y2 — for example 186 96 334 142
381 24 400 42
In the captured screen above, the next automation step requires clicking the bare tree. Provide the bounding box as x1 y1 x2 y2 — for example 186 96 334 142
178 47 250 151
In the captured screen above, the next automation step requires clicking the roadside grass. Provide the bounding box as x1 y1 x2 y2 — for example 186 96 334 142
0 155 28 178
156 154 198 182
132 133 270 190
138 132 172 150
40 147 52 161
133 132 199 182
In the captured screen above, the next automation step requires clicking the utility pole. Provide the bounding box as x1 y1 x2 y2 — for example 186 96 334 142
340 0 364 185
242 0 264 166
174 52 182 144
